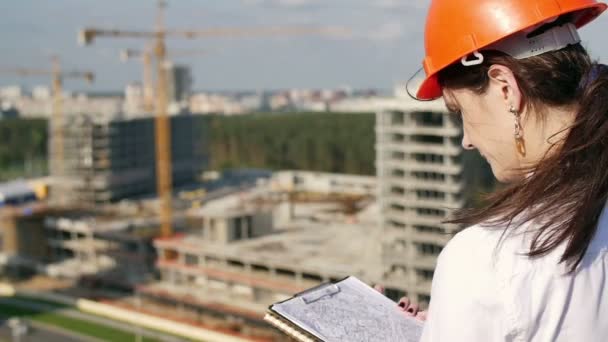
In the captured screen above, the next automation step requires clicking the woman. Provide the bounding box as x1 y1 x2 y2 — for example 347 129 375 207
398 0 608 341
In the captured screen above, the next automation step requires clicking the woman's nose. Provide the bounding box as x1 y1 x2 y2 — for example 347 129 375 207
462 134 475 150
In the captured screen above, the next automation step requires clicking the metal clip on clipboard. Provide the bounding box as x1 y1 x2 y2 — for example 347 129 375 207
300 284 341 304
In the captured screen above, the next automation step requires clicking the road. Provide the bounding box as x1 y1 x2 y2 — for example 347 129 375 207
0 297 187 342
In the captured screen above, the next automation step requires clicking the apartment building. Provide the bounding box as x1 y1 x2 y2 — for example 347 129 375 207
376 98 466 305
49 113 208 205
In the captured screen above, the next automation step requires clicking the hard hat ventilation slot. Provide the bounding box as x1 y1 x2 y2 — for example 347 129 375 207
460 51 484 67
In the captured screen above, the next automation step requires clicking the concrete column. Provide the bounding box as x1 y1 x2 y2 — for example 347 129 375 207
240 220 247 240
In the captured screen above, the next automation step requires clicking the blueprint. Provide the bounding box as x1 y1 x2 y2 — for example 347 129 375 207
272 276 424 342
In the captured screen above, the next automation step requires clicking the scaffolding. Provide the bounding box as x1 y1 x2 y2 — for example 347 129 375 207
50 114 207 205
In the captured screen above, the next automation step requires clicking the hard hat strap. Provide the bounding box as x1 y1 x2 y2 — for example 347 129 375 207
461 23 581 68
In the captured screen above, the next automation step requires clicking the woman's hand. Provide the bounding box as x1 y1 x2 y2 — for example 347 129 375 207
374 284 427 322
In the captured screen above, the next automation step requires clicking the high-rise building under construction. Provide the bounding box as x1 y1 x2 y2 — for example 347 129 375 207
376 98 484 305
49 114 207 205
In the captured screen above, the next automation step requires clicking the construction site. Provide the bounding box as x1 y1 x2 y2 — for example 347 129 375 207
0 95 475 340
0 1 493 341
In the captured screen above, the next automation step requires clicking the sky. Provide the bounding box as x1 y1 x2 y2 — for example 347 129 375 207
0 0 607 92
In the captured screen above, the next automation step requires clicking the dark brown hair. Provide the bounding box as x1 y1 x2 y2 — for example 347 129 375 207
439 42 608 272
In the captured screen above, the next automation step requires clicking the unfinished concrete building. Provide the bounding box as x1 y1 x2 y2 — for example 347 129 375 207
0 204 54 276
0 200 187 289
44 212 160 284
137 172 380 330
376 99 466 305
49 113 208 205
271 170 376 196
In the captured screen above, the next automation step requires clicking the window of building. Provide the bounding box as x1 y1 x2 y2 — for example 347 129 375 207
391 151 406 159
390 186 405 195
389 220 406 229
294 175 304 184
412 171 446 182
303 273 323 282
233 217 243 240
411 135 444 145
205 255 222 266
418 294 431 305
416 207 445 217
413 225 444 234
276 268 296 278
412 111 444 127
449 136 461 146
391 112 405 125
416 268 435 281
184 253 198 266
450 155 463 164
385 288 407 302
391 204 406 212
228 259 245 269
392 133 406 143
252 264 269 274
447 113 461 126
416 243 443 256
416 190 446 200
392 239 407 251
246 215 253 238
413 153 445 164
390 265 407 278
391 169 405 178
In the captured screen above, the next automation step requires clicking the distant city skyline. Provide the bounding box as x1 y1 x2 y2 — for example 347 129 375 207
1 0 607 92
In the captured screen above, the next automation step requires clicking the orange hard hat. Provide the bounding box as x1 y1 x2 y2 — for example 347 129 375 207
416 0 607 100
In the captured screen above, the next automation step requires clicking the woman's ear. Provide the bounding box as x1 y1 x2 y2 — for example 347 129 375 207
487 64 523 112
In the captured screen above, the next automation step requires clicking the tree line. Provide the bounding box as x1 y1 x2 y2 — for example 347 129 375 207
0 118 48 181
206 112 376 175
0 113 494 200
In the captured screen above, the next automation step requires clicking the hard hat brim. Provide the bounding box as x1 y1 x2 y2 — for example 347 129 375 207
415 74 441 101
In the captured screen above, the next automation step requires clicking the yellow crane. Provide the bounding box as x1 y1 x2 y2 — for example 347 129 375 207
0 57 94 193
79 0 345 239
120 46 211 112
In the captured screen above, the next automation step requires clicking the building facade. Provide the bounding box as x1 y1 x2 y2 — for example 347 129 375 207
49 114 208 205
376 99 466 305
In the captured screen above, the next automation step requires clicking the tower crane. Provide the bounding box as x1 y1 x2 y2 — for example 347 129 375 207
120 46 211 112
78 0 346 239
0 57 94 197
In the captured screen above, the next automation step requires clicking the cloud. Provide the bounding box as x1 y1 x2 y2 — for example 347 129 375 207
241 0 324 9
366 21 405 42
322 21 406 43
373 0 429 10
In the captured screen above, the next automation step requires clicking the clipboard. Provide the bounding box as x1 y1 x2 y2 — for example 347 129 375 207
264 276 424 342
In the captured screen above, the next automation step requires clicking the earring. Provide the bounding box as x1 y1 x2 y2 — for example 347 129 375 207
510 105 526 157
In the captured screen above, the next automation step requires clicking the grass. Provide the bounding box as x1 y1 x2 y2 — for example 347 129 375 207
13 295 69 308
0 301 160 342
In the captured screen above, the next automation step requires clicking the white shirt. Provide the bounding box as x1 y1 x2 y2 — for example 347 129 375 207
420 205 608 342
